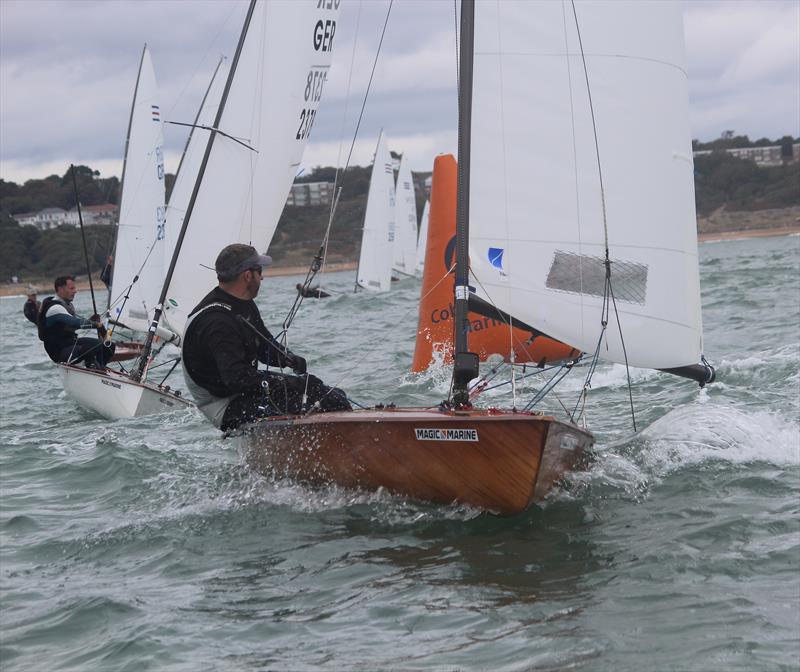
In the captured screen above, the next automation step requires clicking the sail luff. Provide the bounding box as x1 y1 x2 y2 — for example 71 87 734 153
107 43 147 310
109 45 166 332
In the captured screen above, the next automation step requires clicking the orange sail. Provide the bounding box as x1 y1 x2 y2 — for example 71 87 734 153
411 154 580 373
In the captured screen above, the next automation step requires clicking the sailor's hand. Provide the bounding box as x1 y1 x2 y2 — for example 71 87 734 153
289 355 307 375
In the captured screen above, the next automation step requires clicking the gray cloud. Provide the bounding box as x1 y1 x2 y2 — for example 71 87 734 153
1 0 797 184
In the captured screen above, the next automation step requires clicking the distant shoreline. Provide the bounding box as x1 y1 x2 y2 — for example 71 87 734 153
1 261 358 298
697 226 800 242
3 229 797 298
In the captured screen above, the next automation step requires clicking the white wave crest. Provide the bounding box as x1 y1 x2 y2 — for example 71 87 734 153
637 404 800 474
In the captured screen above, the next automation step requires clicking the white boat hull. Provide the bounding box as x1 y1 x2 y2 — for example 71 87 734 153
57 364 193 420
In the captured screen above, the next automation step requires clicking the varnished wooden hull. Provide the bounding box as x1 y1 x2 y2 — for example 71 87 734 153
238 408 593 515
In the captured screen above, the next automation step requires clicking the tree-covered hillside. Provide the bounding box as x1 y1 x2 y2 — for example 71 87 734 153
1 133 798 283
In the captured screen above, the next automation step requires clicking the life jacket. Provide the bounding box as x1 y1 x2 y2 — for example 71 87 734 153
37 296 78 360
182 301 238 427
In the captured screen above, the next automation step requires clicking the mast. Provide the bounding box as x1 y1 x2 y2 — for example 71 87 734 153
451 0 479 406
132 0 257 382
107 43 148 309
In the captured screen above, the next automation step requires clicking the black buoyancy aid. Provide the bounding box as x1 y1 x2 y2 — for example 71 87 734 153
37 296 78 360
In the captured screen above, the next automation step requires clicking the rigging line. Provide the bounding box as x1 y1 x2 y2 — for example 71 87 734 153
468 268 562 368
340 0 394 182
71 166 99 320
569 270 611 421
106 227 163 336
523 364 576 412
248 5 269 249
561 0 585 320
279 181 345 339
163 2 239 120
300 265 457 412
607 277 637 432
320 0 363 283
570 0 609 257
288 0 391 312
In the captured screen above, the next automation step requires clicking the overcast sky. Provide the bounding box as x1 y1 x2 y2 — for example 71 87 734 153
1 0 798 185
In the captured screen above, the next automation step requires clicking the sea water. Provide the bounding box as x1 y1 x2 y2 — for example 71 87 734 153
1 234 798 671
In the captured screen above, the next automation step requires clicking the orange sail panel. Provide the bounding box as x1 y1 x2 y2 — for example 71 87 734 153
411 154 580 373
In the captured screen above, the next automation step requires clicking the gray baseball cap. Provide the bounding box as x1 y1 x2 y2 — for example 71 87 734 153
215 244 272 281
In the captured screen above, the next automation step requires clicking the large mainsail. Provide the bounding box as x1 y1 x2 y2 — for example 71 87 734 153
468 0 704 370
391 154 417 276
110 45 166 331
161 1 339 336
355 131 395 292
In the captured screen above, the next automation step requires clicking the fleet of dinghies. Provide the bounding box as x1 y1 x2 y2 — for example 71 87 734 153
354 132 428 292
47 0 716 516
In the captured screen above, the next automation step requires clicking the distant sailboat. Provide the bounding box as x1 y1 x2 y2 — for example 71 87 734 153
390 153 417 278
354 131 395 292
414 199 429 276
58 45 194 417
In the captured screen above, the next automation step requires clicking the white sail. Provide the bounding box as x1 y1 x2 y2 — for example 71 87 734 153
391 154 417 276
415 199 430 275
162 1 340 336
468 0 703 370
162 58 228 309
356 131 395 292
110 45 166 331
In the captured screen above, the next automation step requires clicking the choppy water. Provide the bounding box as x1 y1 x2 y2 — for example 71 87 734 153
1 235 798 671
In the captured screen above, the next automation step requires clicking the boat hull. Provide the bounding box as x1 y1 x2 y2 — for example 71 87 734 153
57 364 193 420
239 408 593 515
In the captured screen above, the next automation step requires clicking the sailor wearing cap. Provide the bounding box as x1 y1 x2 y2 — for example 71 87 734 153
182 243 351 430
23 288 41 325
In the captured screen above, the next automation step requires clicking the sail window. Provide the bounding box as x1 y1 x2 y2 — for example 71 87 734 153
545 251 648 305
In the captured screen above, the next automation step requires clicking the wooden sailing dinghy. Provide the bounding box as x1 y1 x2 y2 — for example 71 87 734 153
238 0 716 515
243 408 592 515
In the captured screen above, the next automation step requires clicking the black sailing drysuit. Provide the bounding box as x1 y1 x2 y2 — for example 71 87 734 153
182 287 350 431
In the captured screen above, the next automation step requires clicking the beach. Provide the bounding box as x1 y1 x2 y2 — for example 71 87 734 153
1 260 358 298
